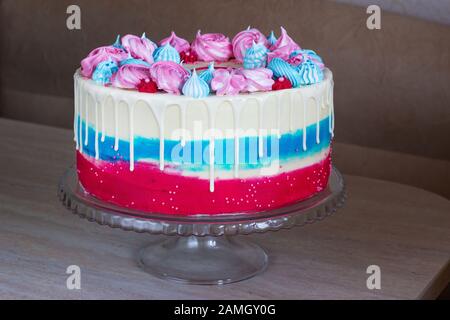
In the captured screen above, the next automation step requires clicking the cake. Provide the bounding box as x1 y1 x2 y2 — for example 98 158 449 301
74 27 334 215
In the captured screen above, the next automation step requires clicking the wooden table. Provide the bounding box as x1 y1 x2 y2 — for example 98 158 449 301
0 118 449 299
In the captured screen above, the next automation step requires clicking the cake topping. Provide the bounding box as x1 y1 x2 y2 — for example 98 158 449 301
150 61 190 95
182 69 210 98
198 62 215 86
80 28 326 95
267 27 301 62
239 68 274 92
296 60 324 86
137 78 158 93
153 43 181 63
92 58 118 85
268 57 302 88
80 37 128 77
180 48 198 63
110 60 152 89
243 41 268 69
232 27 268 62
159 31 190 53
267 30 277 47
211 69 246 96
289 49 324 69
121 33 157 64
191 31 233 62
272 76 293 90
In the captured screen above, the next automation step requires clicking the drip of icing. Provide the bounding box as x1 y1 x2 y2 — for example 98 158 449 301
94 100 99 159
101 99 106 142
114 101 119 151
302 95 307 151
129 104 135 171
211 69 246 96
182 69 210 98
268 57 301 88
153 43 181 63
316 96 320 144
243 41 268 69
84 94 89 146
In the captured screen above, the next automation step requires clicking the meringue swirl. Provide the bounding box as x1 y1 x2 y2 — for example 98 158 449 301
267 27 301 62
211 69 247 96
92 58 118 85
153 43 181 63
121 33 157 64
199 62 215 86
150 61 190 95
191 31 233 62
239 68 274 92
80 40 128 78
232 27 269 62
182 69 210 98
243 41 268 69
289 49 324 69
159 31 190 53
110 60 152 89
267 30 277 47
267 57 301 88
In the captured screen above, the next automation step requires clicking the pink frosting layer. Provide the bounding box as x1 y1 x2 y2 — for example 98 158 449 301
80 46 128 78
150 61 190 94
232 27 269 62
159 31 190 53
121 34 156 64
77 151 331 215
211 69 247 96
267 27 301 62
110 63 152 89
191 31 233 62
239 68 274 92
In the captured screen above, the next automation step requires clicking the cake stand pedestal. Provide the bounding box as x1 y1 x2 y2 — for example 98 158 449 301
58 167 345 285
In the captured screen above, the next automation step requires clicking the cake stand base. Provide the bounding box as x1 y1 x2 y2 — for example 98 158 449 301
58 166 345 285
139 235 267 285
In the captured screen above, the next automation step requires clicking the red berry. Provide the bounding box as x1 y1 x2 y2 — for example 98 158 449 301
180 49 198 63
136 78 158 93
272 77 293 91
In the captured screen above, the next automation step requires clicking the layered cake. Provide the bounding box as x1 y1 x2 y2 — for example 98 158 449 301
74 27 334 215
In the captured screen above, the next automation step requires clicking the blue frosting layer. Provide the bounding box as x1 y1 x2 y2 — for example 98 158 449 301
77 116 331 171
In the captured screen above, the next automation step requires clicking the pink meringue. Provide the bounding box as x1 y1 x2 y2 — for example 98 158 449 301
150 61 190 95
239 68 274 92
80 46 127 78
232 27 269 62
121 33 157 64
191 31 233 62
110 63 152 89
211 69 247 96
159 31 190 53
267 27 301 62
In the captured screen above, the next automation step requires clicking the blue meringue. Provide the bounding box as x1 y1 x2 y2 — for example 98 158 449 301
153 43 181 63
267 57 301 88
92 59 118 85
182 69 210 98
199 62 215 86
296 60 324 85
243 41 268 69
267 30 277 46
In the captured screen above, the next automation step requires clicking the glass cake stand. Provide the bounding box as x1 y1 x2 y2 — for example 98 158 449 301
58 166 345 285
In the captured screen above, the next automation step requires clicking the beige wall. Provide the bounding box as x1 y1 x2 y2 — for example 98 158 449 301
1 0 450 161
